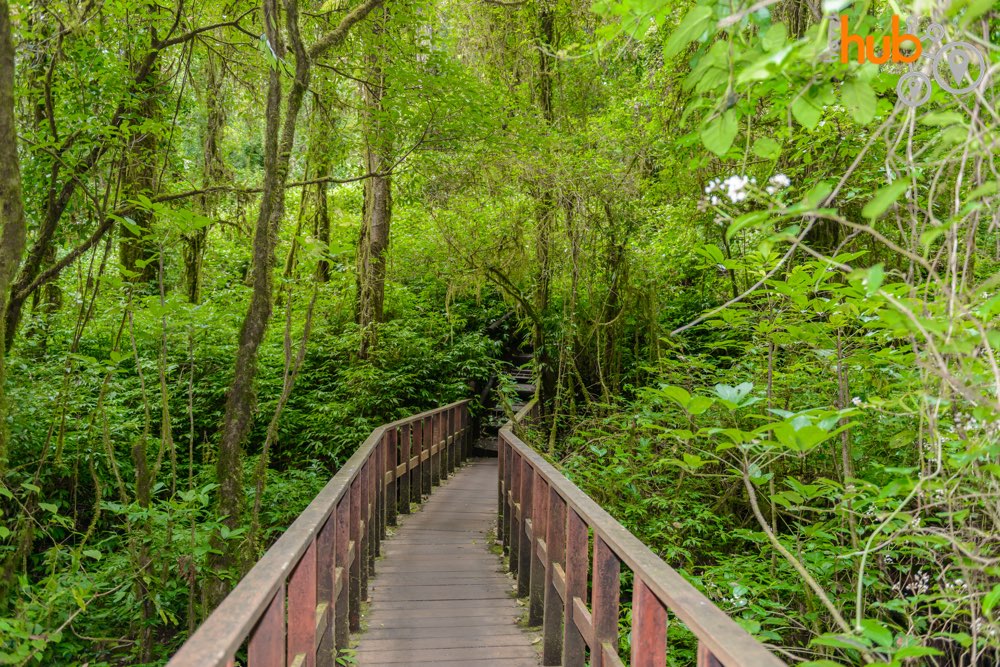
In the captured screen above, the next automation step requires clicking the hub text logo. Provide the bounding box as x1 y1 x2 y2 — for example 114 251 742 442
826 15 987 108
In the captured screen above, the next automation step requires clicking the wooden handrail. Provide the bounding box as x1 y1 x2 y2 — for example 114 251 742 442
168 399 473 667
499 401 786 667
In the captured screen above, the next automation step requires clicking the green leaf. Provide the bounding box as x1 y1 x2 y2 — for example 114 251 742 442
663 6 713 60
895 646 944 659
687 396 715 415
919 111 964 127
792 90 823 129
120 216 143 237
862 264 884 296
762 23 786 51
701 109 738 157
841 78 876 124
727 211 770 241
959 0 994 26
659 385 691 409
752 137 781 160
863 180 911 219
713 382 753 405
858 618 893 648
984 583 1000 614
82 549 102 561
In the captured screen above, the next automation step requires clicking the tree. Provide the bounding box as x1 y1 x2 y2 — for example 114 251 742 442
356 6 392 358
208 0 386 606
0 0 27 469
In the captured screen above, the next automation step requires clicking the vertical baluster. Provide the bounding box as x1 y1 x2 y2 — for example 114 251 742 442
502 437 513 555
421 417 432 496
563 509 588 667
359 461 370 600
462 403 471 460
528 473 547 625
498 433 506 545
508 450 521 575
334 496 350 650
400 424 413 512
368 450 378 576
316 513 335 667
385 428 397 527
542 488 566 665
431 411 442 486
287 540 317 667
592 537 621 667
376 433 386 542
697 642 723 667
517 459 534 598
440 410 450 480
348 479 362 632
248 584 285 666
631 579 667 667
447 407 456 475
458 404 465 465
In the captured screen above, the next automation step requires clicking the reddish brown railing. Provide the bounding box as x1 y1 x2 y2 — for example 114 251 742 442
168 400 472 667
499 401 786 667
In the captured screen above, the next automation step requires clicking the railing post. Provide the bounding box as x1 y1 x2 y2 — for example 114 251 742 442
316 513 336 667
287 540 317 667
528 472 547 626
431 411 442 487
498 433 506 546
517 459 534 598
334 496 350 651
447 406 457 474
542 487 565 665
420 417 432 496
457 404 466 463
348 478 362 632
591 537 621 667
438 410 451 480
503 438 513 556
385 428 397 527
632 579 667 667
248 583 285 667
508 450 521 575
698 642 724 667
359 461 370 602
399 424 412 513
367 452 377 578
563 509 588 667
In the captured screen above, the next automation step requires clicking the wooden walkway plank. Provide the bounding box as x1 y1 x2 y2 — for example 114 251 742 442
353 459 541 666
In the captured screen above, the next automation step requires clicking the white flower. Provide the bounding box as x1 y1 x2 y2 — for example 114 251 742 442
769 174 791 189
851 396 862 406
722 175 750 203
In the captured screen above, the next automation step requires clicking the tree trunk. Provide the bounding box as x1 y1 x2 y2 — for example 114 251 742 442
356 7 391 359
533 6 557 410
186 47 227 304
207 0 384 608
0 0 28 470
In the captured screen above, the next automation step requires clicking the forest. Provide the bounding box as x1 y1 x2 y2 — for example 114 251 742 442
0 0 997 663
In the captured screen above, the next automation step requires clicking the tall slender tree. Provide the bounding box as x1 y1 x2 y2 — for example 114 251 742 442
0 0 27 470
356 6 392 358
208 0 385 606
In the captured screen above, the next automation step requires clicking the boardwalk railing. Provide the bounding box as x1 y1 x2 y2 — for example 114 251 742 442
499 401 786 667
169 400 473 667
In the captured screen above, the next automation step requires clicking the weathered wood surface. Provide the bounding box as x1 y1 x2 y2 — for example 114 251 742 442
354 459 540 665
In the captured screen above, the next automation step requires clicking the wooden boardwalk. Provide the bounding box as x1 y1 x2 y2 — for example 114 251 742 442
353 459 541 665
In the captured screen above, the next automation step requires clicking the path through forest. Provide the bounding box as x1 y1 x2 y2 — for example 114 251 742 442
353 459 541 665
